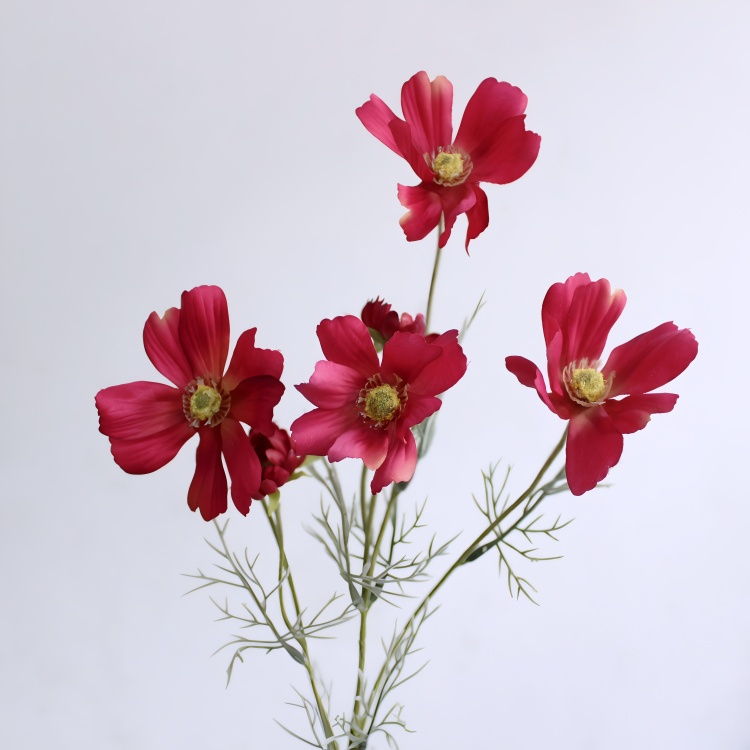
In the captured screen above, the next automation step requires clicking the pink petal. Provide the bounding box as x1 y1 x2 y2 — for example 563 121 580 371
397 182 443 242
389 119 434 181
603 323 698 396
143 307 192 387
296 360 364 409
188 427 228 521
604 393 679 434
221 418 261 515
178 286 230 381
544 276 626 367
437 183 477 249
291 407 360 457
400 71 453 155
317 316 379 375
454 79 529 155
355 93 402 155
400 392 442 430
328 419 389 468
223 328 284 391
229 375 285 434
95 382 194 473
371 430 418 494
468 115 541 185
566 409 623 496
505 356 558 415
464 185 489 252
406 330 467 395
381 332 442 387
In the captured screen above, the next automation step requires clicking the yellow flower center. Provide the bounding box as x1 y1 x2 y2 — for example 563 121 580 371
189 384 223 421
363 384 401 423
428 146 473 186
569 368 607 404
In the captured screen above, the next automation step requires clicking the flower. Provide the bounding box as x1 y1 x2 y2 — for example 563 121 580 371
249 424 305 500
361 298 435 348
291 315 467 494
95 286 285 521
356 71 541 251
505 273 698 495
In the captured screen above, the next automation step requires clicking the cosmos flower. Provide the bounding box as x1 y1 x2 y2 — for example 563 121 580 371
249 424 305 500
291 315 467 494
356 71 540 251
95 286 285 520
506 273 698 495
360 297 434 348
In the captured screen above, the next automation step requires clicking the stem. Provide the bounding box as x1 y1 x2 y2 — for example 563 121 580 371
262 504 339 748
424 216 445 332
362 429 567 737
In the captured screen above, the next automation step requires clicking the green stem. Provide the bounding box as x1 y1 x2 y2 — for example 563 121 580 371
362 429 567 737
263 503 338 748
424 216 445 332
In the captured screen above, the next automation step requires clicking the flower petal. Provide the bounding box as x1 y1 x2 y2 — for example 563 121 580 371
406 330 467 395
566 409 623 496
328 419 389 468
505 356 558 415
223 328 284 391
464 185 489 252
371 430 418 494
604 393 679 434
188 427 228 520
291 407 360 458
603 323 698 396
229 375 285 433
389 119 434 181
400 71 453 155
454 78 530 155
397 182 443 242
221 418 261 515
95 382 194 473
437 183 477 249
544 275 626 367
178 286 230 381
381 331 442 387
400 392 442 430
143 307 192 387
296 360 364 409
355 93 402 155
317 316 379 375
468 115 541 185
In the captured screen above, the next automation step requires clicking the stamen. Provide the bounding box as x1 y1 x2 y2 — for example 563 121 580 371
428 146 473 186
563 360 612 406
364 384 401 423
182 378 231 427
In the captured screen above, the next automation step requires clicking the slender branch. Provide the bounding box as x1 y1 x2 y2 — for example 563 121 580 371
424 215 445 331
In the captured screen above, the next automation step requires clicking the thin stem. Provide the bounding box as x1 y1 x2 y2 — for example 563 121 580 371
262 504 339 748
362 429 567 737
424 216 445 332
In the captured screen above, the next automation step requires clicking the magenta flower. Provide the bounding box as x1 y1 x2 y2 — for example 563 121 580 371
506 273 698 495
356 71 540 251
291 316 467 494
361 297 435 347
95 286 285 521
249 424 305 500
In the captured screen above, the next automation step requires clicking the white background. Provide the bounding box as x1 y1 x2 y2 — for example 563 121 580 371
2 1 748 748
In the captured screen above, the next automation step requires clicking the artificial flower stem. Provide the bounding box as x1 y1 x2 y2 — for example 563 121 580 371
424 215 445 332
362 429 567 737
351 484 403 745
262 504 339 747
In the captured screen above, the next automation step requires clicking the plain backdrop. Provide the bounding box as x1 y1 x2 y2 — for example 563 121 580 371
2 1 749 748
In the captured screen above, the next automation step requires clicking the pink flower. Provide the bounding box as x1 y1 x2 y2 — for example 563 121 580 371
95 286 285 521
506 273 698 495
356 71 540 251
361 298 435 347
291 315 467 494
249 424 305 500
